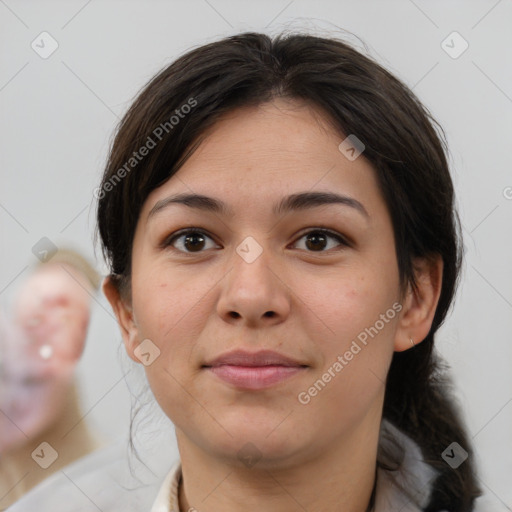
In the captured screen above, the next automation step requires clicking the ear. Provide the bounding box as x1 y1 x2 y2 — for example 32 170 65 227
394 255 443 352
102 276 140 363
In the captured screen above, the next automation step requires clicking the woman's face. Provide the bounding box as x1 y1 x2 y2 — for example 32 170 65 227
119 99 408 467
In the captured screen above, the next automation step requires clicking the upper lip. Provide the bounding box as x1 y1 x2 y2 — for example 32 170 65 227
203 349 307 368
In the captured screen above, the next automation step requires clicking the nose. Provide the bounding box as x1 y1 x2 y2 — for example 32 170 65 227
216 245 291 328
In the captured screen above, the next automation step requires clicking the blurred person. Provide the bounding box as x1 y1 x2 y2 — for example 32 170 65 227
0 249 106 508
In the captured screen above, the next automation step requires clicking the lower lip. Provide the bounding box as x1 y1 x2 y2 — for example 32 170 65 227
206 365 305 390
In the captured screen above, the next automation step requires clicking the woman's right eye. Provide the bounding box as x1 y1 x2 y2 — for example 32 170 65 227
163 229 219 254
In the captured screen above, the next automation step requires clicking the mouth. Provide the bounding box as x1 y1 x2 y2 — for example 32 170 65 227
202 349 308 390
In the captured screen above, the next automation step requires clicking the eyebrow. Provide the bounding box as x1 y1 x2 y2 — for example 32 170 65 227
147 191 369 221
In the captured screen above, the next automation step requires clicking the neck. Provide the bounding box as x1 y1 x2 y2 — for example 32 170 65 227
0 381 105 509
176 410 381 512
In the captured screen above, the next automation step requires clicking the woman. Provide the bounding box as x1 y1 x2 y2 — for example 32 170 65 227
97 31 481 511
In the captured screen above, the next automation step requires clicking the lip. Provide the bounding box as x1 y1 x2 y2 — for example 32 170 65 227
203 349 308 390
204 349 306 368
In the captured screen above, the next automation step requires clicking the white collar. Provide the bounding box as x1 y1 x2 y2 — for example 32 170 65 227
150 459 182 512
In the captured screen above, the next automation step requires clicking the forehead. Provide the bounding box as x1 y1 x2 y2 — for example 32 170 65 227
180 99 343 178
141 99 383 220
13 265 91 307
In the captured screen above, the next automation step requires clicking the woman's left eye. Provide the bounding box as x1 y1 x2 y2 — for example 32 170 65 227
292 229 349 252
162 228 349 254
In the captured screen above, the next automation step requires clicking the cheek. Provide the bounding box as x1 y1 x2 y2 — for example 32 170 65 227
293 286 397 436
144 356 206 437
133 273 209 343
50 312 88 362
295 266 397 344
293 269 398 400
131 271 213 413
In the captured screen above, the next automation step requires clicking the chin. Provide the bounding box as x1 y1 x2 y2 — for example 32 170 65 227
229 437 307 471
198 417 307 469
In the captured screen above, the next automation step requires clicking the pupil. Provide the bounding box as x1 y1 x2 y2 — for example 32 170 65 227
185 233 205 251
306 232 326 251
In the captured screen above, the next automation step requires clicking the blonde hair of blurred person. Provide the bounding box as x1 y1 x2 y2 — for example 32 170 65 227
0 248 107 508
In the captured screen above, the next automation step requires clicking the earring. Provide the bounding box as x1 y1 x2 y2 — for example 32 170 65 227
410 337 415 346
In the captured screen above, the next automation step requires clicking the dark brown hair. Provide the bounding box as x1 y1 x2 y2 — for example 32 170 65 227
96 31 481 510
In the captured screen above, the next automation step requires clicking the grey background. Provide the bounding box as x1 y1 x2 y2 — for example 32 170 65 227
1 0 511 509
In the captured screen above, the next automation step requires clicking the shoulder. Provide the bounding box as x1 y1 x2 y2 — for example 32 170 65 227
7 442 164 512
374 419 440 511
376 420 488 512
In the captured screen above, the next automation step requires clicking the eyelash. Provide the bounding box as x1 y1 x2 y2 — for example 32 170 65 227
161 227 351 255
